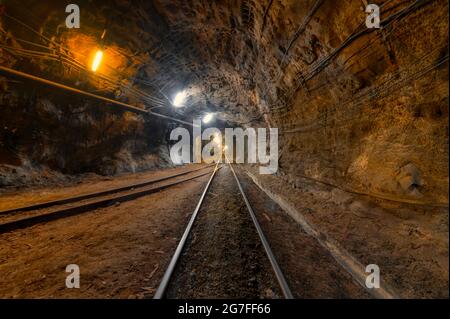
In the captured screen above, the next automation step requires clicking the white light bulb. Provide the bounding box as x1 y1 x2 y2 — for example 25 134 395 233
203 113 214 124
173 90 188 107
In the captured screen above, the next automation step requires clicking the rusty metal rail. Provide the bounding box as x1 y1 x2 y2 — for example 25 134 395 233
154 161 293 299
0 165 215 234
228 162 293 299
0 164 215 215
153 162 221 299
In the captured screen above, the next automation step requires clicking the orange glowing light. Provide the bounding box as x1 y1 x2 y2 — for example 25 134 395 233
91 50 103 72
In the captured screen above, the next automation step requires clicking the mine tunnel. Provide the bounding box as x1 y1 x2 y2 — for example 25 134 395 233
0 0 448 300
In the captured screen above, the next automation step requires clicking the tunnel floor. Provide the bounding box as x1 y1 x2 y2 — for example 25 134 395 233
0 165 212 298
0 164 447 298
166 165 369 298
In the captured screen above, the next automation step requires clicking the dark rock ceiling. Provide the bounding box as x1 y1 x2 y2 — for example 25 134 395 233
3 0 277 125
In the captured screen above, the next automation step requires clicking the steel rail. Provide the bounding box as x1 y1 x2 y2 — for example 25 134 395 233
153 161 221 299
0 164 215 215
228 161 294 299
0 66 196 127
0 168 216 234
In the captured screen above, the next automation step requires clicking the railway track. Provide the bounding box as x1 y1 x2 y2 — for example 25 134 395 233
154 160 293 299
0 164 216 234
1 161 293 298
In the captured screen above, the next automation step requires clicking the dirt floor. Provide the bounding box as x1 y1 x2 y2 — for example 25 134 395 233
0 163 446 298
0 165 211 298
243 164 449 299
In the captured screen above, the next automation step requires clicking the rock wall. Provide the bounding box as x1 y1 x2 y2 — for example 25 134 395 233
266 0 449 205
149 0 449 205
0 0 174 187
155 0 449 205
0 81 171 186
0 0 448 205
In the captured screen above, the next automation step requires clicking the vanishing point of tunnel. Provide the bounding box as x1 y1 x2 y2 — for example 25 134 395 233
0 0 448 300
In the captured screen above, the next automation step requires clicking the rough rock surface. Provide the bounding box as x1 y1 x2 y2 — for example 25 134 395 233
1 0 447 206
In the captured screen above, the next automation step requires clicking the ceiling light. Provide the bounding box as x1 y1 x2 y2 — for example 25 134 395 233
173 90 188 107
91 50 103 72
202 113 214 124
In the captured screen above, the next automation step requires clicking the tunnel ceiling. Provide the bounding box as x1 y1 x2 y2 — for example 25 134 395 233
2 0 424 126
2 0 448 126
4 0 285 126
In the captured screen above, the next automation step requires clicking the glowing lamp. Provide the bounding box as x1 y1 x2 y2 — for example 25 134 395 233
202 113 214 124
173 90 188 107
91 50 103 72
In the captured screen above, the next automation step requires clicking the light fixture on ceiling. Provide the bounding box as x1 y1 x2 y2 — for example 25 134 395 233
202 113 214 124
91 50 103 72
91 29 107 73
173 90 188 107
